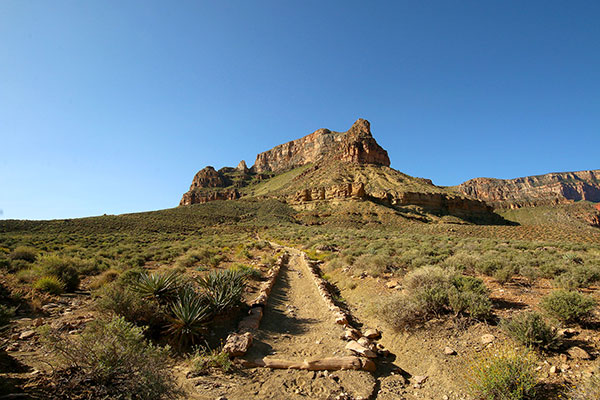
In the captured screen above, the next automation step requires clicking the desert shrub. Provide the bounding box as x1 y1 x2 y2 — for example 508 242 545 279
9 259 31 272
34 276 65 295
197 269 246 313
89 269 120 290
189 345 233 375
554 265 600 290
37 255 80 291
467 346 537 400
476 257 506 276
540 290 597 324
9 246 37 263
352 253 395 277
166 287 212 349
519 265 540 284
0 304 16 326
501 312 562 351
382 266 491 329
494 265 517 285
40 316 179 400
229 263 262 280
96 282 166 329
132 271 181 304
442 252 478 271
563 252 584 265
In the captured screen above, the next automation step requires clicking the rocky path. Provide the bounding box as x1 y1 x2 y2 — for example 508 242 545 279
186 246 381 400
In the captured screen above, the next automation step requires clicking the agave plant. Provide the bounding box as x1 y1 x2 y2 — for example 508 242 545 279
166 287 213 349
197 269 246 313
131 271 181 304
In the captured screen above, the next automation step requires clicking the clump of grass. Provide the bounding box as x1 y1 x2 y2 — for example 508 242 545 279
9 246 37 263
89 269 120 290
229 263 262 280
40 316 179 400
540 290 597 325
501 311 562 351
37 255 80 292
188 344 233 375
34 275 65 295
467 345 538 400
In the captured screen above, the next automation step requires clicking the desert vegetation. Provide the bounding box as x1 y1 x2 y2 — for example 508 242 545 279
1 200 599 399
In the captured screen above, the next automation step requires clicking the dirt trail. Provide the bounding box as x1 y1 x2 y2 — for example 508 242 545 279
185 246 379 400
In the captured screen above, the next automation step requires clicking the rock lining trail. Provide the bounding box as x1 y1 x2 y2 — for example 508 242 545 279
185 244 387 400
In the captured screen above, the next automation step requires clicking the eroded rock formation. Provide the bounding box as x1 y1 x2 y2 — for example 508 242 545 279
252 119 390 173
457 170 600 208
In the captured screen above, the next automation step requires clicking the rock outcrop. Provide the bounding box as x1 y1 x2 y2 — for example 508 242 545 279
252 119 390 173
457 170 600 209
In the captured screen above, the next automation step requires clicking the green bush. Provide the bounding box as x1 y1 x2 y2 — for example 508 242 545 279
501 311 562 351
540 290 597 324
382 266 491 329
34 275 65 295
9 246 37 263
166 287 212 349
197 269 246 313
467 346 537 400
554 265 600 290
96 282 166 330
189 345 232 375
40 316 179 400
229 263 262 280
132 271 181 304
37 255 80 291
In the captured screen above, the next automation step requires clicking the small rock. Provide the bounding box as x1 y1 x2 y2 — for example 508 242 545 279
364 328 381 340
223 332 253 357
567 346 590 360
345 340 377 358
413 375 427 384
561 364 570 371
342 328 361 341
559 354 568 363
386 280 400 289
444 346 457 355
549 365 558 374
19 330 35 340
480 334 495 345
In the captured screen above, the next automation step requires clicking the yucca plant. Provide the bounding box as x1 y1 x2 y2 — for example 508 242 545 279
131 271 181 304
197 269 246 313
166 287 212 349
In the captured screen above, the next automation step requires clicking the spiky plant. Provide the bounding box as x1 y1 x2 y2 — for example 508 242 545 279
197 269 246 313
131 271 181 304
166 287 212 349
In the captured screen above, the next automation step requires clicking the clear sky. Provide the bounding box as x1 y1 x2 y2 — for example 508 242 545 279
1 1 599 220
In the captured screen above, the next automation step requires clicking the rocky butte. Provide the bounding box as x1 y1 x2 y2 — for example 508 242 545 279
456 170 600 209
180 119 505 224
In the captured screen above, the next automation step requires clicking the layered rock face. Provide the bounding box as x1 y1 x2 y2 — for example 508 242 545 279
457 170 600 209
252 119 390 173
179 166 242 205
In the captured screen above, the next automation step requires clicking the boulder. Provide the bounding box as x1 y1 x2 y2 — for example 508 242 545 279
223 332 253 357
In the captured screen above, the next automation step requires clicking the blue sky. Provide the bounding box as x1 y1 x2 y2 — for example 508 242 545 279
1 1 599 220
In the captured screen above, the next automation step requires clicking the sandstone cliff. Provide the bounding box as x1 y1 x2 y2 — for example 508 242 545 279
179 118 504 224
251 119 390 173
456 170 600 209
